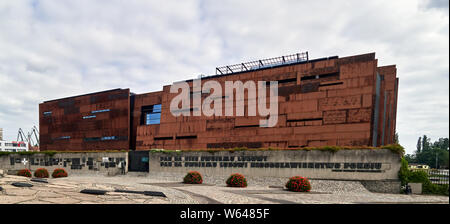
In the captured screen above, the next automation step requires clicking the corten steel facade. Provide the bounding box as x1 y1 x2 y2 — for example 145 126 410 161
39 52 399 151
39 89 130 151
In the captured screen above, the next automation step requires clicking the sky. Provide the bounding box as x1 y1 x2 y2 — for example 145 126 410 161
0 0 448 154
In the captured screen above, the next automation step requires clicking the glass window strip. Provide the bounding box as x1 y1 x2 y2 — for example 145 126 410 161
91 109 110 114
101 136 117 141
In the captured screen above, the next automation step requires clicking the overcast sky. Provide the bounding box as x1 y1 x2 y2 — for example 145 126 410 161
0 0 448 154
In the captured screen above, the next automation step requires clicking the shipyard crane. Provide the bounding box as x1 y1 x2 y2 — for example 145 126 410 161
29 125 39 146
16 126 39 146
17 128 27 142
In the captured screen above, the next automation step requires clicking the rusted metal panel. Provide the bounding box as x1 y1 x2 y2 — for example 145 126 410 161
39 89 130 151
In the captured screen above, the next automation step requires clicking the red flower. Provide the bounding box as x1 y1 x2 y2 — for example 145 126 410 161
183 171 203 184
226 173 247 187
286 176 311 192
17 169 32 177
52 168 68 178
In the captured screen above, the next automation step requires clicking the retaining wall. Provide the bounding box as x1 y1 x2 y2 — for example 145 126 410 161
0 152 128 176
149 148 402 193
0 149 402 193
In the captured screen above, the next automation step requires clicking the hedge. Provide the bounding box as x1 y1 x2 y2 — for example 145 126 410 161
226 173 247 188
52 168 68 178
34 168 49 178
285 176 311 192
17 169 32 177
183 171 203 184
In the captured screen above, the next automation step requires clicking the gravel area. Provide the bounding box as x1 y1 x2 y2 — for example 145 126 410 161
147 171 371 193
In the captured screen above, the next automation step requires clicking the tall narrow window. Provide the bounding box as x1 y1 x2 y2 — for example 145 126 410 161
141 104 161 125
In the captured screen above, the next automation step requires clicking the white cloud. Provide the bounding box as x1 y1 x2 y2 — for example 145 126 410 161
0 0 448 154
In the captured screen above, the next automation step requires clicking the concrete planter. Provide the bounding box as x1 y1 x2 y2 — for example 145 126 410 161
408 183 422 194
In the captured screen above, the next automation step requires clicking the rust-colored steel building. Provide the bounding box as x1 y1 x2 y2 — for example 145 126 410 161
39 52 399 151
39 89 130 151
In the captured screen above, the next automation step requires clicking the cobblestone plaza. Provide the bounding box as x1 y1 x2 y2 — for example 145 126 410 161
0 173 447 204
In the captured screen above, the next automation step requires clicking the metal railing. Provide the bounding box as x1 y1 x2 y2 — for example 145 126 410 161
412 169 449 185
216 52 309 76
427 169 449 185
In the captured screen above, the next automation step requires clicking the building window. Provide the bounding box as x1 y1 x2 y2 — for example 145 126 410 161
92 109 110 114
83 115 96 119
43 111 52 116
54 136 71 140
101 136 117 141
84 137 100 142
141 104 161 125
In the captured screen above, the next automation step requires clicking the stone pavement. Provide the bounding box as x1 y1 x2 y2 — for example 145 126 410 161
0 173 448 204
0 174 194 204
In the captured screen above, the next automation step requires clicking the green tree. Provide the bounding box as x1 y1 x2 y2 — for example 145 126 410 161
433 138 449 151
404 154 417 164
415 136 449 168
417 137 422 153
422 135 430 152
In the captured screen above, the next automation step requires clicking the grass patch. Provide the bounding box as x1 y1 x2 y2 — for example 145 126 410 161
0 150 128 157
148 145 402 154
380 144 405 156
0 145 404 156
0 151 58 157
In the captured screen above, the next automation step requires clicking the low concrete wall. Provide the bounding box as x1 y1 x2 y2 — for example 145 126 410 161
0 149 402 193
149 149 402 193
150 149 401 180
361 180 401 194
408 183 423 194
0 152 128 176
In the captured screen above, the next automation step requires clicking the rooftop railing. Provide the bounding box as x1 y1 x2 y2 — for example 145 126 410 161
215 52 308 76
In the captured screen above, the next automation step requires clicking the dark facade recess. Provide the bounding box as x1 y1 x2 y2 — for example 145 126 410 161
39 52 399 151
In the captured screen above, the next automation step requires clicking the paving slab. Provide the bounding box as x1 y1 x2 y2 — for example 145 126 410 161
39 197 81 204
0 195 36 204
6 188 37 196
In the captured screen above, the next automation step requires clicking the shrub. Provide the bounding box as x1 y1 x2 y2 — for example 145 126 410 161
401 169 448 196
232 147 248 151
424 184 449 196
34 168 49 178
409 170 431 185
183 171 203 184
226 173 247 187
408 170 448 195
52 168 68 178
285 176 311 192
381 144 405 155
425 184 448 196
17 169 32 177
398 157 411 186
